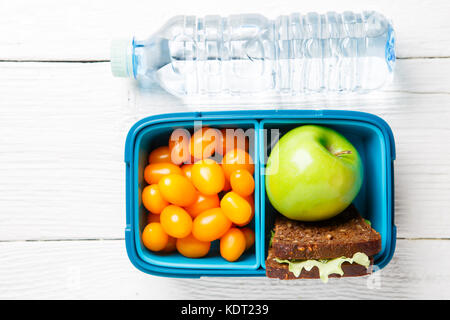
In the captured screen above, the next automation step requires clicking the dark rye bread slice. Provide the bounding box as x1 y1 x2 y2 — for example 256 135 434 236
266 247 373 280
271 204 381 260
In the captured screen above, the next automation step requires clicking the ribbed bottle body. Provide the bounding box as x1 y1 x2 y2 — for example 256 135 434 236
131 11 395 96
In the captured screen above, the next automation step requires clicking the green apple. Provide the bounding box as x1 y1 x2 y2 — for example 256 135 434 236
265 125 363 221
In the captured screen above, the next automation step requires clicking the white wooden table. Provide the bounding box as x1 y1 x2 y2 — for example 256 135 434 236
1 0 450 299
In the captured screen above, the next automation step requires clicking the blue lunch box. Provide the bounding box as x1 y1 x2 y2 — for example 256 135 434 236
125 110 396 278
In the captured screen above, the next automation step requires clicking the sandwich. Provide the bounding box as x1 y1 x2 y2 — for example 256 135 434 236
265 204 381 283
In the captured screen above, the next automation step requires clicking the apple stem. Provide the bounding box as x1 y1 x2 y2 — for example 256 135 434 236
334 150 352 157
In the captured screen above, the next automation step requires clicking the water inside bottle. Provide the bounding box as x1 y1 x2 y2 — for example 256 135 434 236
132 12 395 96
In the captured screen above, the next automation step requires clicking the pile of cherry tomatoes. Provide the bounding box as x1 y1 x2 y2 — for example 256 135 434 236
141 127 255 262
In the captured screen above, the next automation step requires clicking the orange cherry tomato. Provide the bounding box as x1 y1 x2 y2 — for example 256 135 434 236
243 195 255 215
192 208 232 242
176 234 211 258
230 169 255 197
158 174 197 207
142 184 169 214
148 146 173 164
147 213 160 224
189 127 220 160
235 195 255 227
221 165 231 191
220 228 246 262
241 227 255 250
144 163 182 185
181 164 193 180
160 205 193 238
184 192 220 218
191 159 225 195
217 128 249 155
142 223 168 252
169 128 191 165
161 236 177 253
220 191 253 225
222 149 254 180
235 212 254 226
223 176 231 192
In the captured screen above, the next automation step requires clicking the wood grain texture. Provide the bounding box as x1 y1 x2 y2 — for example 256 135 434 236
1 0 450 60
1 59 450 240
0 239 448 299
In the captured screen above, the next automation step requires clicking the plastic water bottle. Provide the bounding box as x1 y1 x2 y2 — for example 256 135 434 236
111 11 395 96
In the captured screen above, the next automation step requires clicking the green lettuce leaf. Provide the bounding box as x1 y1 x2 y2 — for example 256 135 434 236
275 252 370 283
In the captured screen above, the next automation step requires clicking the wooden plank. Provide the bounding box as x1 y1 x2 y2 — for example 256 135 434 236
1 0 450 60
0 238 447 299
0 59 449 240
